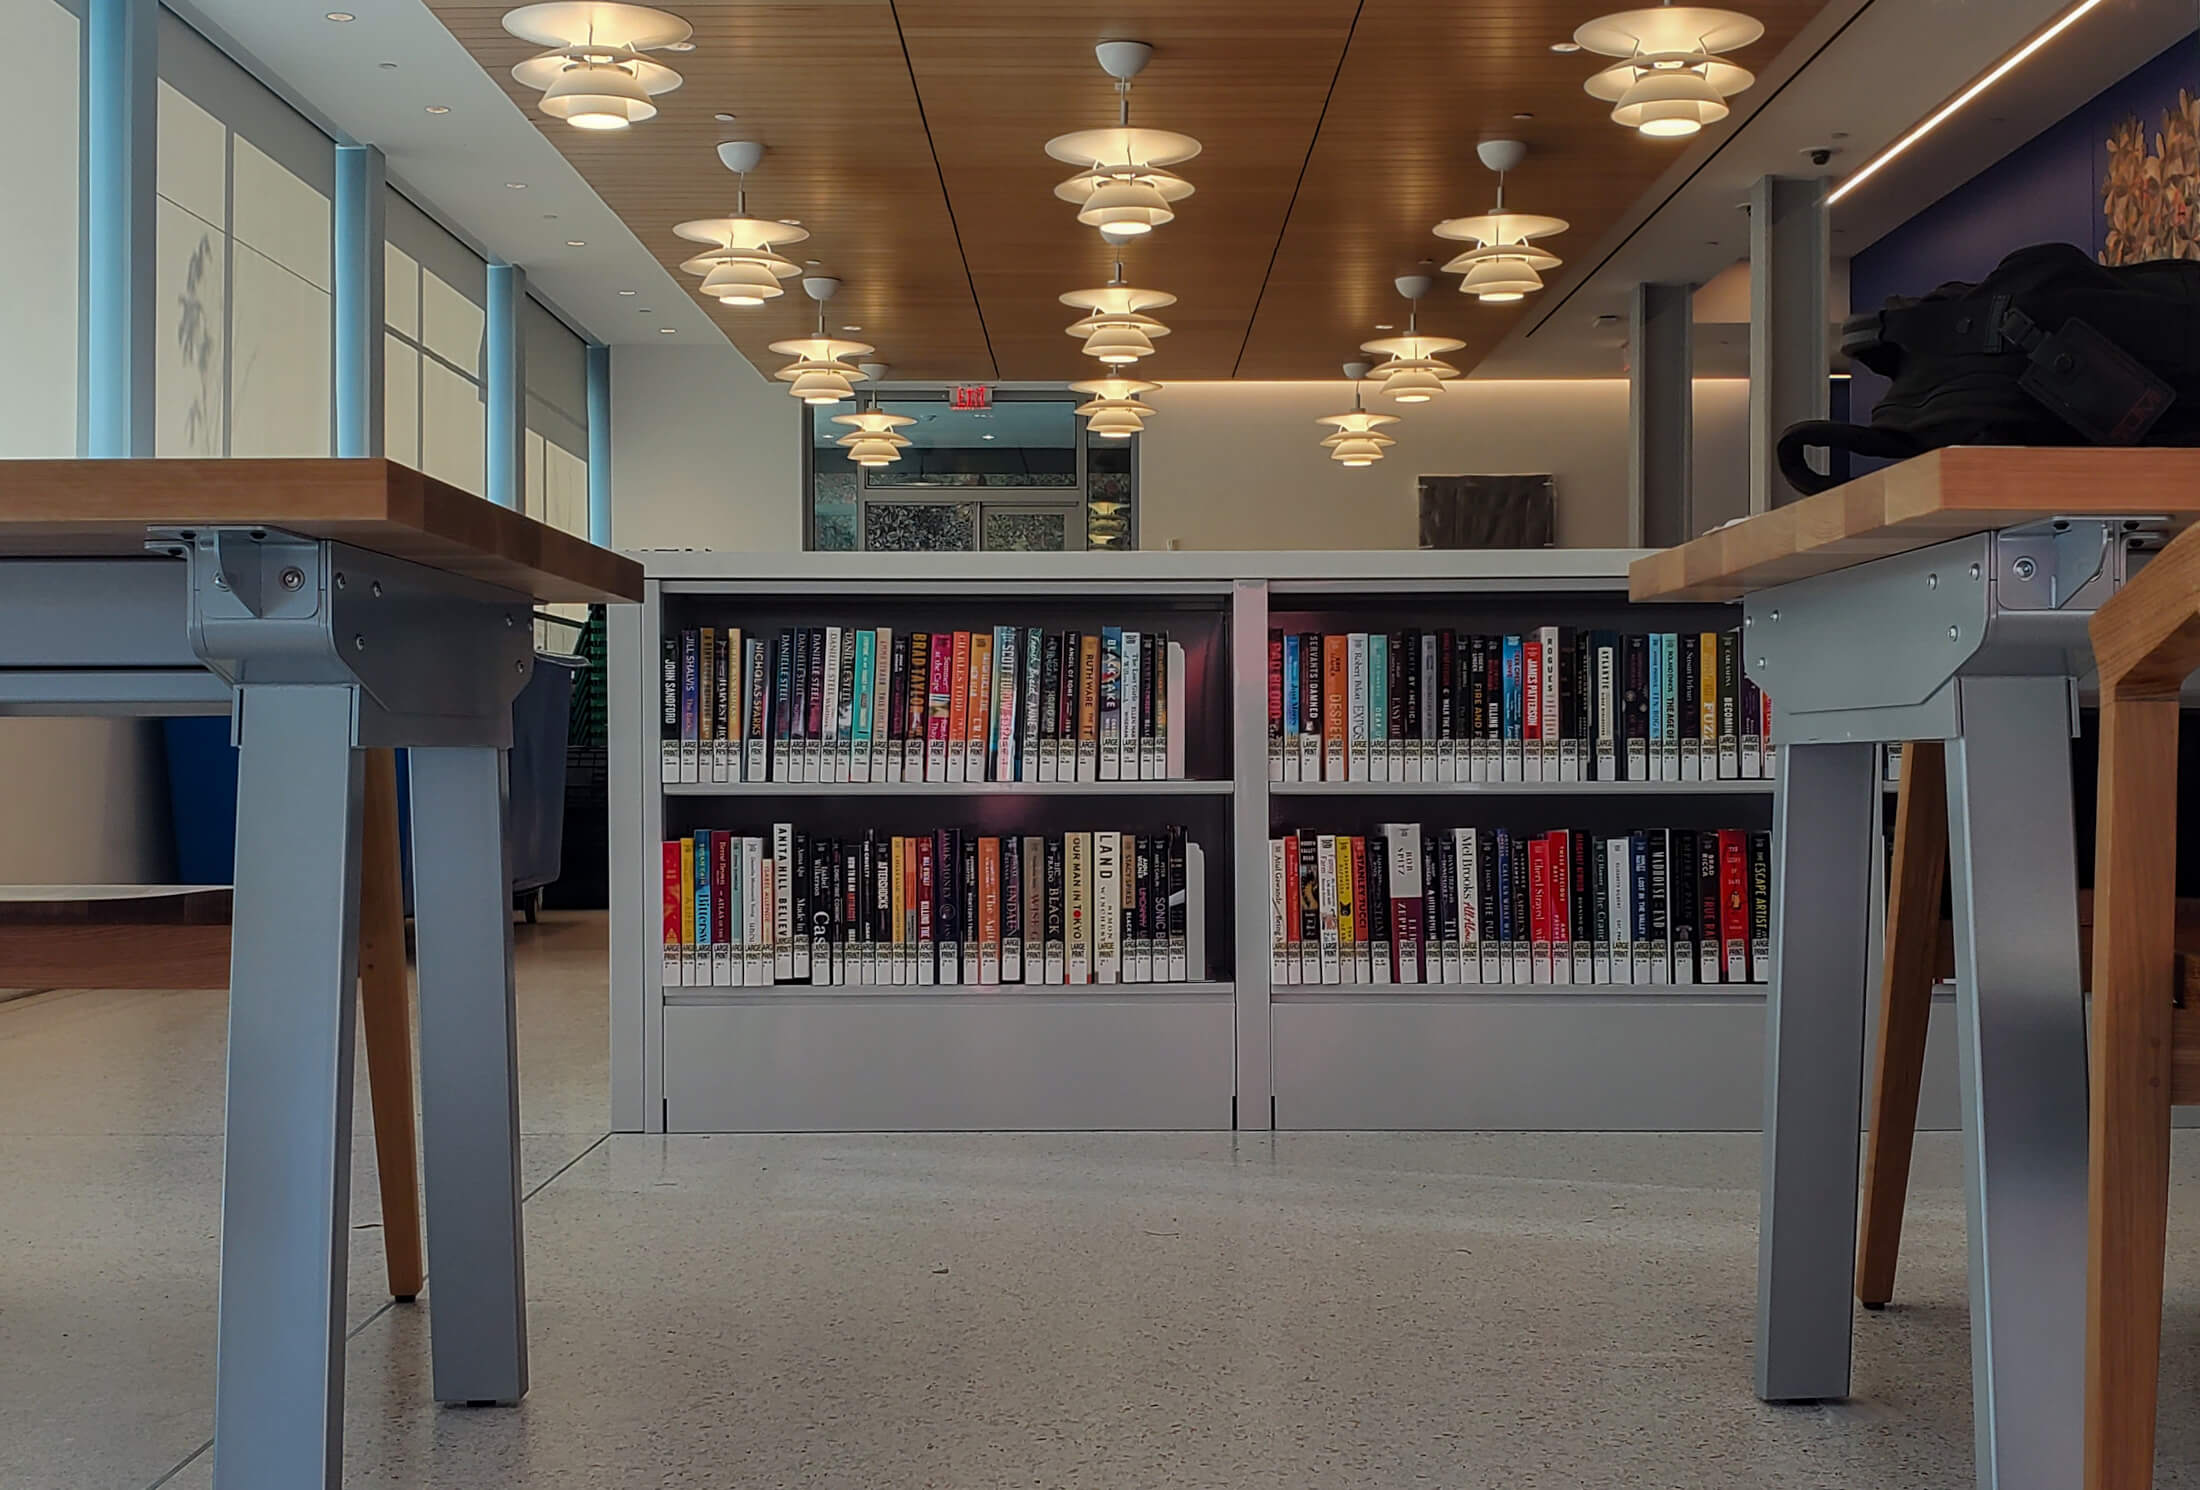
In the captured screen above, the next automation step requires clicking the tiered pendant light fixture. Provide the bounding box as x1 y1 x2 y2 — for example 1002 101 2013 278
1045 41 1200 244
1574 4 1763 139
1070 375 1161 440
502 2 689 131
1360 275 1464 404
1433 140 1570 304
1062 262 1175 367
672 142 807 307
832 367 913 467
769 278 873 405
1316 362 1397 468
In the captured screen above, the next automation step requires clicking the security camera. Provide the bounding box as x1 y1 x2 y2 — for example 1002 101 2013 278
1802 146 1835 167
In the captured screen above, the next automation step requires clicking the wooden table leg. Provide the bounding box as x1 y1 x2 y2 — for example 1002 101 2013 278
2085 696 2177 1490
1857 741 1946 1308
359 746 424 1302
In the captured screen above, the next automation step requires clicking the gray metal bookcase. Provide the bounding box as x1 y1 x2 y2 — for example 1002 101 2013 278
609 549 1776 1133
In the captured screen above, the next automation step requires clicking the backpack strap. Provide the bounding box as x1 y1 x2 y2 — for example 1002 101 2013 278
1775 421 1928 496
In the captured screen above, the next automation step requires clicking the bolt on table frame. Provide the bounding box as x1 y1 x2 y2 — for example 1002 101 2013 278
1747 517 2159 1490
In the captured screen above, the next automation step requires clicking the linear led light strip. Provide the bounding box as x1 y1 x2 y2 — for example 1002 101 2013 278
1827 0 2107 205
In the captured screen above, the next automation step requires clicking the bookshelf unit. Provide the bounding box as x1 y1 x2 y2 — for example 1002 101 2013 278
611 552 1776 1134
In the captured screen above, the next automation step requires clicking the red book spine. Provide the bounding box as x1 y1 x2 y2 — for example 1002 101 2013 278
1548 828 1571 953
1528 834 1552 977
712 833 732 948
1350 835 1370 973
1283 832 1300 961
916 836 935 952
1720 829 1749 983
927 635 953 754
1523 641 1543 743
661 841 680 946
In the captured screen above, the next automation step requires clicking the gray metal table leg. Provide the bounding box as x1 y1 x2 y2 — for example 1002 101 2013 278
1945 675 2088 1490
1755 738 1878 1402
408 745 529 1405
211 686 364 1490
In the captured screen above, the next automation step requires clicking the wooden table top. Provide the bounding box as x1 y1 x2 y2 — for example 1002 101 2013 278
1628 447 2200 603
0 458 642 605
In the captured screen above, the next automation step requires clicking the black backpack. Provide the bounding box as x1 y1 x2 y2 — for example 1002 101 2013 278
1777 242 2200 496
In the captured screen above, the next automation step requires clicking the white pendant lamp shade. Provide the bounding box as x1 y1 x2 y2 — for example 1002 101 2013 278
1045 43 1200 240
1069 375 1159 439
1054 168 1195 237
1359 334 1464 403
769 335 873 405
1063 282 1175 367
1315 406 1398 467
675 213 807 307
831 409 914 467
1433 141 1569 303
1575 6 1762 139
503 3 689 131
1443 244 1561 302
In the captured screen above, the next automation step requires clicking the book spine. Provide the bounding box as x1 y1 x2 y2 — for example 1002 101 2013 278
1138 633 1158 781
1699 633 1721 780
1698 832 1723 984
1740 671 1763 780
1267 631 1285 781
1166 825 1188 981
1625 831 1650 985
744 836 768 985
1044 836 1067 985
1527 835 1553 984
1591 835 1613 984
1593 634 1616 781
1749 831 1772 982
1335 833 1359 984
1077 635 1101 782
1121 630 1143 783
1001 831 1023 982
1368 633 1390 784
883 632 909 785
1093 831 1120 983
1295 830 1320 983
1500 636 1523 782
818 626 843 783
661 840 683 985
1465 635 1488 782
1129 834 1152 981
1679 628 1701 782
711 628 733 784
1670 828 1697 986
1535 625 1560 781
926 633 953 783
1066 831 1092 983
1720 829 1749 983
1417 630 1438 783
1040 631 1063 782
1388 823 1424 984
698 628 716 782
1315 833 1341 984
849 629 876 783
1270 838 1290 982
678 630 700 783
1646 632 1665 783
1097 627 1122 781
1348 632 1371 782
994 625 1020 783
976 836 1001 986
837 630 859 783
802 628 825 782
1606 833 1631 984
903 632 928 782
1021 628 1044 784
1435 629 1457 782
1520 638 1543 783
1555 627 1579 783
1298 634 1322 782
966 630 994 784
1717 630 1740 779
1323 635 1349 782
1022 837 1044 982
1149 631 1168 781
1661 632 1681 782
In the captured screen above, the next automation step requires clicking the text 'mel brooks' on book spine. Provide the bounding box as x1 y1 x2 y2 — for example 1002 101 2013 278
1267 821 1770 987
662 624 1192 784
659 823 1206 988
1247 626 1769 784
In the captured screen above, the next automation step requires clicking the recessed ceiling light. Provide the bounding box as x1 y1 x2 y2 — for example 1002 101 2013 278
505 182 526 190
803 259 822 268
566 240 586 247
378 61 399 70
780 218 801 226
1549 39 1581 52
658 326 677 334
981 433 996 440
1374 323 1394 330
425 105 450 114
841 324 861 332
665 39 696 51
618 289 637 296
1512 111 1534 120
714 112 736 122
639 308 653 314
324 10 355 21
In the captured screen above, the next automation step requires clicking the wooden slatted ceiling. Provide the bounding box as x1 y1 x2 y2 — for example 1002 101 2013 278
427 0 1830 381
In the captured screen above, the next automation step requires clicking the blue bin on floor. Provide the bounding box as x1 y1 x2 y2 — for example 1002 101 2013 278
163 651 582 916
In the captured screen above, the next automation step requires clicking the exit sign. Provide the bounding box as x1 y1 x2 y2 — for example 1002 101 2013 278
951 384 992 411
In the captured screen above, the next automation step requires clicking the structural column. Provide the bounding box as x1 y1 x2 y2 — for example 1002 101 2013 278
1749 175 1829 513
333 143 386 460
84 0 157 458
587 342 612 545
484 262 528 511
1630 281 1694 548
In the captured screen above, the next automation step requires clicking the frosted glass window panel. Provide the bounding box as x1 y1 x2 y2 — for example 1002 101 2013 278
384 334 419 467
983 509 1070 553
422 268 483 374
815 512 858 552
228 243 330 457
385 243 419 338
155 195 226 457
543 442 588 538
0 0 77 457
525 430 547 519
156 79 226 229
232 137 330 291
864 503 976 552
421 357 485 497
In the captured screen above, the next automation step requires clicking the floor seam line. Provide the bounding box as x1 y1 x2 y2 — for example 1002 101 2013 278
142 1435 212 1489
523 1128 611 1203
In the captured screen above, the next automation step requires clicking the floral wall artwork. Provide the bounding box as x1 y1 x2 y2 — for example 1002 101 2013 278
2101 88 2200 265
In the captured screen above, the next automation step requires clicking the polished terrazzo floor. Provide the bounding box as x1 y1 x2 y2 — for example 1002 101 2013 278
11 912 2200 1488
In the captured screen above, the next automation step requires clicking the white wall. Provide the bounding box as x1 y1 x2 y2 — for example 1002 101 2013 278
611 342 802 552
1136 379 1750 551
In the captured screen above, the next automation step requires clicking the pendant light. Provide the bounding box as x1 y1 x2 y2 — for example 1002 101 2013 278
1434 140 1569 304
672 142 808 307
1316 362 1397 467
1063 261 1175 367
832 368 913 468
1575 4 1763 139
1070 375 1160 440
1046 42 1200 241
503 2 689 131
769 278 874 405
1360 275 1463 404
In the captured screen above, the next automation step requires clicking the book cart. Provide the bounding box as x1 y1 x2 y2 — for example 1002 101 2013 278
609 551 1773 1133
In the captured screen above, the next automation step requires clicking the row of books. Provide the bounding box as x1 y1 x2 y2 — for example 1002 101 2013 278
661 625 1189 786
1268 824 1771 987
1265 628 1773 783
661 825 1206 987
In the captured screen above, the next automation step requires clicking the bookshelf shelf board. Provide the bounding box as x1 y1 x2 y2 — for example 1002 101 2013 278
664 779 1233 798
1271 982 1765 1002
664 981 1236 1005
1267 779 1774 797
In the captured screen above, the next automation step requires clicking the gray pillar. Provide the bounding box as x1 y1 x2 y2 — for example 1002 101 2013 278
1630 282 1694 548
1749 175 1829 512
83 0 156 458
333 144 386 460
587 343 612 545
484 263 527 510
